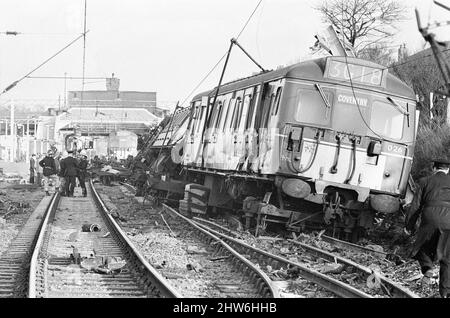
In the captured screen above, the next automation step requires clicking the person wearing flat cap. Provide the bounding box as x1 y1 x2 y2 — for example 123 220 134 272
406 158 450 298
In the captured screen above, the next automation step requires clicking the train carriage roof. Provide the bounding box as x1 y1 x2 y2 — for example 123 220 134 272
192 57 415 101
151 106 191 147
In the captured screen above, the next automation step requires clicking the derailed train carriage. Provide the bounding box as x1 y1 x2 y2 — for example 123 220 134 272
134 107 192 201
143 56 418 239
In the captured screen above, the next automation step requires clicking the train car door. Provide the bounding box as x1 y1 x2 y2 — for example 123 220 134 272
213 93 233 171
183 102 197 166
195 97 209 167
242 85 260 172
187 99 208 167
258 81 283 174
219 94 237 170
233 87 254 171
204 96 225 168
248 82 268 172
227 90 245 170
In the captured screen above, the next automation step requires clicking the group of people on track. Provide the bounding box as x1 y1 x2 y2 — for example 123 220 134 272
30 149 89 197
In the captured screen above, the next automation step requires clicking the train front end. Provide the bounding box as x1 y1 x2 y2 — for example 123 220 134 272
276 57 418 238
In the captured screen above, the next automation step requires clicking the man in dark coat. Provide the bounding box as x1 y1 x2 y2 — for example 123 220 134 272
62 151 79 197
39 150 58 196
406 158 450 298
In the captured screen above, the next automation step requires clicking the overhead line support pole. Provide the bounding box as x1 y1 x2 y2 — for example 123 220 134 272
199 39 234 168
231 38 267 72
416 8 450 97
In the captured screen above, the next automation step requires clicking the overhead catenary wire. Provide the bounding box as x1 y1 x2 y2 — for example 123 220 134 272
0 31 89 96
389 47 450 69
0 31 80 36
255 0 265 62
340 4 384 140
343 55 384 140
180 0 264 107
26 76 106 80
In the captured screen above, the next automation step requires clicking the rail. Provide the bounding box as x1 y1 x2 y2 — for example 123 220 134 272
172 207 370 298
161 203 280 298
28 192 60 298
28 182 182 298
89 180 182 298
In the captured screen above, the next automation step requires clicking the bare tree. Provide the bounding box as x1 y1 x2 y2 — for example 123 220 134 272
314 0 406 53
358 44 396 66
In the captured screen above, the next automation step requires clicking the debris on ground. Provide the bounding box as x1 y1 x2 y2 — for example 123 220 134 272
319 263 345 274
366 271 382 290
186 245 208 254
0 184 44 257
80 255 127 274
81 223 101 232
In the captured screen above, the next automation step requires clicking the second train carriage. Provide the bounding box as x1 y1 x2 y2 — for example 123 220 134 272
180 56 418 239
136 106 192 201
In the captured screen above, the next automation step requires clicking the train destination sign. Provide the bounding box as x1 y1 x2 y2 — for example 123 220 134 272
326 60 386 87
337 94 368 107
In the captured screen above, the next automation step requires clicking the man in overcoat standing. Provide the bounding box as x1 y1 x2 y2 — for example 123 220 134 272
62 151 79 197
406 158 450 298
39 150 58 196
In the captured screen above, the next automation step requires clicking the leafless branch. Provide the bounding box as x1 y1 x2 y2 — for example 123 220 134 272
314 0 406 47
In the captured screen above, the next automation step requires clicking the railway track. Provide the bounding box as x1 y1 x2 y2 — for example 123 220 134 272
191 215 419 298
154 203 279 298
100 183 279 298
28 180 181 298
101 183 419 298
0 195 53 298
163 204 372 298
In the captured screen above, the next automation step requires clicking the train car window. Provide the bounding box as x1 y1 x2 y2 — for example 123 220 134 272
213 101 224 129
246 87 258 129
208 100 221 128
189 106 200 134
240 95 252 131
217 98 228 129
196 106 206 133
232 97 243 129
271 87 282 116
295 89 332 126
186 102 195 130
223 98 235 130
253 84 267 131
263 93 276 127
370 101 404 139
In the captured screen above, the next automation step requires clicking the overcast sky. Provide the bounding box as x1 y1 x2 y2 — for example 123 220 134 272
0 0 449 109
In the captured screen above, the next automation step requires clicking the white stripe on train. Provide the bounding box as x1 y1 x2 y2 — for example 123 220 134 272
302 138 413 160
